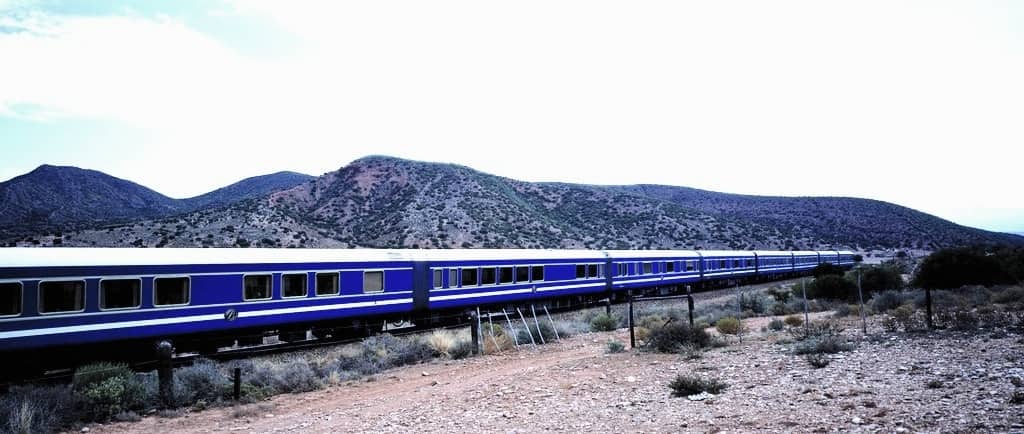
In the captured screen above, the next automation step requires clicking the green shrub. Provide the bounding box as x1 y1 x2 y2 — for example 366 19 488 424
668 375 727 397
860 266 904 293
72 362 149 421
806 275 858 300
768 319 785 331
645 322 711 353
590 314 619 332
739 293 770 314
913 247 1013 289
715 317 743 335
766 286 791 302
606 340 625 353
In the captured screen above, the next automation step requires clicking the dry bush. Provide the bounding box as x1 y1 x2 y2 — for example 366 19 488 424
715 317 743 335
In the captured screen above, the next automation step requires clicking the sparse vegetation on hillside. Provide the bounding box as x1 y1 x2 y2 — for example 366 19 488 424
9 156 1022 249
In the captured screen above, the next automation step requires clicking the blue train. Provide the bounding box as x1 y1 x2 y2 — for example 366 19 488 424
0 248 854 371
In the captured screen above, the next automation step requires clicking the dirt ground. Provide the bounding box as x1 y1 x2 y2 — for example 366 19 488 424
85 310 1024 434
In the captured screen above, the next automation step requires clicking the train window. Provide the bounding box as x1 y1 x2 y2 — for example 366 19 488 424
433 270 443 288
481 267 496 285
499 267 513 284
39 280 85 313
587 264 598 278
531 266 544 281
719 260 727 269
575 265 586 279
449 269 458 288
243 275 272 300
732 259 741 268
665 262 675 273
363 271 384 293
0 282 21 316
316 272 340 296
686 261 695 272
282 273 307 298
461 268 478 286
516 266 529 282
643 262 653 274
100 279 141 310
154 277 190 306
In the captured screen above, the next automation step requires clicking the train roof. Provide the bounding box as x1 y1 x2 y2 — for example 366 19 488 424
752 250 793 256
693 250 755 258
0 248 612 268
603 250 701 259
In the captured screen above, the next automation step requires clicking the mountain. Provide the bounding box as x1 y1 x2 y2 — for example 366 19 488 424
26 156 1024 250
0 165 181 236
618 185 1024 250
181 171 314 211
0 165 313 239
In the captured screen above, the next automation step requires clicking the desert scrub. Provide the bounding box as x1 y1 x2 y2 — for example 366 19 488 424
427 329 474 358
805 353 830 368
0 384 83 434
783 315 804 327
517 320 558 344
644 322 711 353
481 323 513 354
606 340 625 353
175 358 231 404
715 316 743 336
768 319 785 331
668 375 728 397
590 313 619 332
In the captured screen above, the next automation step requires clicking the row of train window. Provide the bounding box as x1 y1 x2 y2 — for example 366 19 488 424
0 271 386 317
705 259 756 271
432 265 545 288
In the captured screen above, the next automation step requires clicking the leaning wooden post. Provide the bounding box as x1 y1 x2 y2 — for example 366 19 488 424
156 340 174 407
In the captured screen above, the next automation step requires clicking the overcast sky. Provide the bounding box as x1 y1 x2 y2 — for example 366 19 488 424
1 1 1021 233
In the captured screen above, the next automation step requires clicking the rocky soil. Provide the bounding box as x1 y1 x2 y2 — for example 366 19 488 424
87 315 1023 433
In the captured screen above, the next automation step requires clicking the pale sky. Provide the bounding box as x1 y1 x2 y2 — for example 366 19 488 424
1 1 1022 233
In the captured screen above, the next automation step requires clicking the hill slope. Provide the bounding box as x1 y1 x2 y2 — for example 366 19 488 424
181 171 314 211
32 156 1023 250
0 165 181 236
0 166 313 238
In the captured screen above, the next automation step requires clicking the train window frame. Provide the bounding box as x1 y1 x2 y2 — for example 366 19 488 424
499 267 513 284
315 272 340 296
461 268 478 286
686 261 695 272
99 277 142 311
515 266 529 283
0 281 22 317
665 261 675 273
587 264 598 278
530 265 544 282
362 270 385 293
433 269 443 289
38 279 86 314
642 262 653 275
154 276 191 307
449 269 458 288
481 267 497 285
243 274 273 301
281 273 307 298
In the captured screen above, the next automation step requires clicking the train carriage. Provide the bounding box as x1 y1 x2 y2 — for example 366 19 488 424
0 247 857 372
